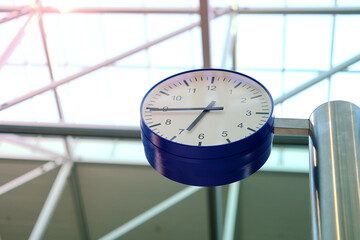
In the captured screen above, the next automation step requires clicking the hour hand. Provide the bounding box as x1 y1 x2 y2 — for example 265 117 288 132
186 101 217 131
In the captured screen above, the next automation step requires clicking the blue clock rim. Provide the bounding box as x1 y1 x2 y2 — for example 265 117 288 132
140 68 275 159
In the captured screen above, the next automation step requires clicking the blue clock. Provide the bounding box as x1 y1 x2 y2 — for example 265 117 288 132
140 69 274 186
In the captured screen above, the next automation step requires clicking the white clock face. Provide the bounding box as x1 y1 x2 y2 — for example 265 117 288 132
141 70 273 146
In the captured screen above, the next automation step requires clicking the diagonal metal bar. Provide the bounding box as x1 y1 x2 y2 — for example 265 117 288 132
274 53 360 105
36 0 65 121
0 12 35 70
0 134 66 158
99 186 201 240
0 160 62 197
38 0 91 236
0 20 200 111
29 161 73 240
0 6 31 12
0 7 31 24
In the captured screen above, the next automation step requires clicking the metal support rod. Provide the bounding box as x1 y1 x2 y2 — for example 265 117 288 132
0 161 62 196
41 6 200 14
0 118 312 138
0 6 32 12
0 7 31 24
233 7 360 14
222 8 239 239
0 134 66 158
0 20 202 111
36 0 65 120
199 2 223 238
0 121 141 138
64 137 90 240
207 186 223 240
1 6 360 14
274 53 360 105
274 118 310 135
200 0 211 68
0 12 35 70
99 186 201 240
309 101 360 240
0 155 55 162
221 6 238 69
29 161 73 240
222 182 240 240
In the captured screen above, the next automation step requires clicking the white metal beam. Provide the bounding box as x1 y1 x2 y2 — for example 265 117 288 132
29 161 73 240
0 160 62 197
0 134 66 158
0 6 30 12
0 12 35 70
36 0 65 120
63 137 90 240
99 186 202 240
41 6 200 14
0 20 202 111
0 7 31 24
234 7 360 14
274 53 360 105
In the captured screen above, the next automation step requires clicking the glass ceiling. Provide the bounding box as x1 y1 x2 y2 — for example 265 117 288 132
0 0 360 168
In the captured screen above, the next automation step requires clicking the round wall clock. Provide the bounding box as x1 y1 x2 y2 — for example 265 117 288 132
140 69 274 186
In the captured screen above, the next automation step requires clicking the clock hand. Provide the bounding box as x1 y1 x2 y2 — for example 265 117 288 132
147 106 224 111
186 101 217 132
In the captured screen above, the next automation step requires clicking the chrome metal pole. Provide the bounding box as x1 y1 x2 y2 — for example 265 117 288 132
207 186 223 240
309 101 360 240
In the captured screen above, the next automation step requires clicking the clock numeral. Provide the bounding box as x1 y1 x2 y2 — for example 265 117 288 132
165 119 172 125
241 98 247 103
237 123 243 128
179 128 185 134
198 133 205 139
188 88 197 93
246 110 252 116
207 85 216 91
221 131 228 137
172 95 182 101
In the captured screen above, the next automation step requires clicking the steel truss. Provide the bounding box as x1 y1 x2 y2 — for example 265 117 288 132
0 1 360 239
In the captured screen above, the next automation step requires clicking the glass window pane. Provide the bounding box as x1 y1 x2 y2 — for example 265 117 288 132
333 15 360 70
282 80 329 118
236 15 284 70
285 15 333 70
330 72 360 106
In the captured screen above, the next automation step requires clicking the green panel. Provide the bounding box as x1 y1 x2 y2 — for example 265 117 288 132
236 171 311 240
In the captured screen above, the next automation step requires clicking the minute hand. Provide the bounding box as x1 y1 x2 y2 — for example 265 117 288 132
186 101 217 131
147 107 224 111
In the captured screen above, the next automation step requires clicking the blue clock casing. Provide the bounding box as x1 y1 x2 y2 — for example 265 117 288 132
140 69 274 186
